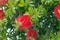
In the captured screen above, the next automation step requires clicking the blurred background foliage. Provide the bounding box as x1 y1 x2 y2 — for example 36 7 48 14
0 0 60 40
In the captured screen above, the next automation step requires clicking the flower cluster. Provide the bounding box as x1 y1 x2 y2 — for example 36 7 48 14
0 0 8 20
0 8 5 20
16 14 33 30
54 4 60 19
16 14 38 40
0 0 8 5
27 29 38 40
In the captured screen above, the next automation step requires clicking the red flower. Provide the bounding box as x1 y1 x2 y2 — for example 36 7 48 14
0 8 5 20
20 21 33 30
16 15 33 30
0 0 8 5
17 15 31 24
27 29 38 40
54 4 60 19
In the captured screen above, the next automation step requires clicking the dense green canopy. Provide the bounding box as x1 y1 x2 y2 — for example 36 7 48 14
0 0 60 40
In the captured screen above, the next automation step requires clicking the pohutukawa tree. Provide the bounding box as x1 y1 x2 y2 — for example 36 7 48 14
0 0 60 40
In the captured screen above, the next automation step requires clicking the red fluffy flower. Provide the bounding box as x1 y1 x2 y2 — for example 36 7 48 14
27 29 38 40
54 4 60 19
20 21 33 30
0 9 5 20
0 0 8 5
16 15 33 30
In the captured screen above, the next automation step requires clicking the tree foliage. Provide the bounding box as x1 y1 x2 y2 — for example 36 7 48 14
0 0 60 40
